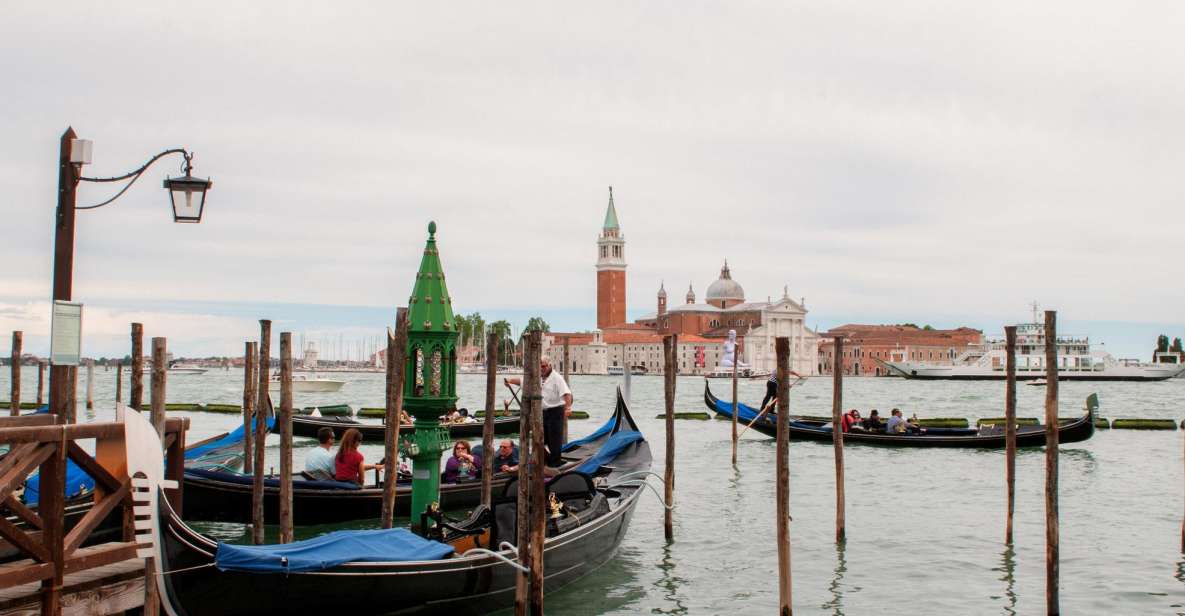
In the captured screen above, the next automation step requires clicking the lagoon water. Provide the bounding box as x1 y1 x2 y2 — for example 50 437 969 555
4 365 1185 615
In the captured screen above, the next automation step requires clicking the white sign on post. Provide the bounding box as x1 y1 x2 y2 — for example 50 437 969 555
50 301 83 366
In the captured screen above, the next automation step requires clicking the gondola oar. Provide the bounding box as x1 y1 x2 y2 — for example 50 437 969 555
736 372 806 439
503 379 524 410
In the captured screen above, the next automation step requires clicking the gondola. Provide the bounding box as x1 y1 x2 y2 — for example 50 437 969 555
704 381 1097 448
290 413 521 442
182 396 635 525
133 390 651 616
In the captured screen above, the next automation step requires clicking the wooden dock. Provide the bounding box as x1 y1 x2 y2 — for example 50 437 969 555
0 548 144 615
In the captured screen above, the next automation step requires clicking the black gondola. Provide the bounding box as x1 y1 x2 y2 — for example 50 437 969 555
290 413 520 442
704 381 1097 448
182 396 634 525
146 389 651 616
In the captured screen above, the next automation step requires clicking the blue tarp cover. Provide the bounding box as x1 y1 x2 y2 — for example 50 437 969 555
186 417 275 461
214 528 454 572
562 412 617 453
574 430 643 475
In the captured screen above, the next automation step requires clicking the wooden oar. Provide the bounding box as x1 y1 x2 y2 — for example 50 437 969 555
737 398 779 439
503 379 524 410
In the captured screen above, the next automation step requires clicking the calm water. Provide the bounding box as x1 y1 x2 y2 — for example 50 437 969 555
5 365 1185 615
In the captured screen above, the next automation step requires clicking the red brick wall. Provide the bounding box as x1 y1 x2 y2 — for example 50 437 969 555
597 269 626 329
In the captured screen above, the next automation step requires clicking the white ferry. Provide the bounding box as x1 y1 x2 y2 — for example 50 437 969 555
880 317 1185 382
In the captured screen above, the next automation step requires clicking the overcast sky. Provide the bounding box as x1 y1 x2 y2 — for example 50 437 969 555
3 2 1183 358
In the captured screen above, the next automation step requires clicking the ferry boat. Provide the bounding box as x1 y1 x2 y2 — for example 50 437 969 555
880 315 1185 382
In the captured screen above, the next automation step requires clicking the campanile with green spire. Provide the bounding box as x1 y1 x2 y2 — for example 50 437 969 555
404 221 458 528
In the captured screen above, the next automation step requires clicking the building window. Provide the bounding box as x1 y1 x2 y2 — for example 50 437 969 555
600 246 606 258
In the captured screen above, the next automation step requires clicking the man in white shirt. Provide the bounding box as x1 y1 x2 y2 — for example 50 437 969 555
304 427 336 480
507 356 572 467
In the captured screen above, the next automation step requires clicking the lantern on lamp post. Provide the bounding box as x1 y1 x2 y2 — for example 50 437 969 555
164 154 213 223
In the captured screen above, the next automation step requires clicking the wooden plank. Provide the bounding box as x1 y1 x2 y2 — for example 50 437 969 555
0 444 40 487
0 417 54 429
2 496 42 531
61 543 137 575
64 443 121 495
0 515 49 564
0 562 53 592
0 554 144 614
381 309 409 528
0 444 55 507
63 481 130 555
0 424 121 445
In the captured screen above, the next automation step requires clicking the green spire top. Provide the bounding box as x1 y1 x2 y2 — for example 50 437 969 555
408 221 455 335
602 186 620 230
404 221 459 412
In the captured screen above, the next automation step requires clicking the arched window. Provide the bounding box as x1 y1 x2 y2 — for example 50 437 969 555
430 347 443 396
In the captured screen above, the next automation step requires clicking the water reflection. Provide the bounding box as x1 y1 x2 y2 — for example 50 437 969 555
652 541 688 615
992 544 1017 616
821 539 847 615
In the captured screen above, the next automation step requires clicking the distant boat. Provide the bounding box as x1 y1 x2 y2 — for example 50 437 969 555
142 363 207 375
607 365 625 376
268 373 345 393
705 365 771 379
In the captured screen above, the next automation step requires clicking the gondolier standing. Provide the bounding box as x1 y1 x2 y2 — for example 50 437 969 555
507 356 572 467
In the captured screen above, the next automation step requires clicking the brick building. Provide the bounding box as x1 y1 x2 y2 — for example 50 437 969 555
595 187 626 330
817 324 983 376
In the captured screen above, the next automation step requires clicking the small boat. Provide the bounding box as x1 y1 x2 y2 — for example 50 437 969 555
141 362 207 375
704 366 772 379
137 388 650 616
704 381 1097 448
1026 380 1048 387
291 413 521 441
182 393 638 525
268 373 345 393
607 365 625 376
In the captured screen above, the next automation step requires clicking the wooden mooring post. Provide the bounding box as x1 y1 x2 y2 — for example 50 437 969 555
562 337 571 443
481 330 499 507
36 360 45 406
1043 310 1060 615
1004 326 1018 544
730 351 739 465
85 359 94 411
243 342 256 475
279 332 294 544
130 323 144 411
145 337 168 616
382 309 409 528
775 337 792 615
9 331 20 417
115 360 123 404
831 335 845 543
664 334 677 540
515 330 545 616
253 320 271 545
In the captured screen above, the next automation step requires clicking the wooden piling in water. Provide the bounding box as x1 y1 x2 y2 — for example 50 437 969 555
253 320 271 546
85 359 94 411
10 331 20 417
775 337 792 615
831 335 845 543
115 360 122 404
1004 326 1018 544
1043 310 1060 615
131 323 144 410
145 337 167 616
664 334 677 540
515 330 544 616
481 330 499 507
242 342 256 475
36 360 45 406
382 309 409 528
279 332 294 544
562 337 571 444
731 352 739 465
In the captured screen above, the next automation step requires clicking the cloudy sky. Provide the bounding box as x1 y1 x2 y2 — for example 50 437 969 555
2 2 1183 358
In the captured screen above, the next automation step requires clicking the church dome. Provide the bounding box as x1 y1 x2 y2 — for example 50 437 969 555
705 261 744 303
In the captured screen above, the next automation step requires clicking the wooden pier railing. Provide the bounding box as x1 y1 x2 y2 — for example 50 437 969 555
0 413 187 616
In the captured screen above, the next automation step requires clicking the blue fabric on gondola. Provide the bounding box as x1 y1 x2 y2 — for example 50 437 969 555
562 412 618 452
185 467 361 490
574 430 643 475
712 397 769 424
214 528 454 572
24 459 93 506
185 417 276 461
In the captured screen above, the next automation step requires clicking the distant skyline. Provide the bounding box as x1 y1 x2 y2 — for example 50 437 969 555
3 3 1183 362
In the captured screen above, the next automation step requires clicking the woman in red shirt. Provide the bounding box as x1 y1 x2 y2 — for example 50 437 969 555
334 428 379 485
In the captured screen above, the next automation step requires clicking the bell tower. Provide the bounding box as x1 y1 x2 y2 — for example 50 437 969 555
596 186 627 329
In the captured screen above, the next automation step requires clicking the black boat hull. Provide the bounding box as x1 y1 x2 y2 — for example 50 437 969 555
291 415 520 441
704 381 1096 448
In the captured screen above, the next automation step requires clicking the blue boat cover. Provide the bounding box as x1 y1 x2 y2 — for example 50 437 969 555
710 396 769 425
562 412 617 453
574 430 643 475
214 528 454 572
27 416 276 505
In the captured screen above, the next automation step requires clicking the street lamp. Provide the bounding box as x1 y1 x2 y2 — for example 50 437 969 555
49 126 213 419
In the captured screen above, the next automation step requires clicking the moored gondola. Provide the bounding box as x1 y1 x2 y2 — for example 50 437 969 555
182 394 637 525
704 381 1097 448
134 390 651 616
290 413 520 441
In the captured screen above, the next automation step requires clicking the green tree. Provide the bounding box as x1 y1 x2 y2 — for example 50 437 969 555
1173 338 1184 354
524 316 550 333
454 314 472 348
1157 334 1170 354
489 320 514 364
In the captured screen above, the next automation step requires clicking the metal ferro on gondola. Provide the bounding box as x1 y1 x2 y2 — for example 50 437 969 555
404 221 459 532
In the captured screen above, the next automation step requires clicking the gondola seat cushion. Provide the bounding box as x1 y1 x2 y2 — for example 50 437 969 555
215 528 454 572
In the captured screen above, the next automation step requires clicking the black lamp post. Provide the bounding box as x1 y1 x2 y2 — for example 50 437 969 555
49 126 213 419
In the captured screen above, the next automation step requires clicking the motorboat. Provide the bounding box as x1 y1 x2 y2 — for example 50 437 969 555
268 373 345 393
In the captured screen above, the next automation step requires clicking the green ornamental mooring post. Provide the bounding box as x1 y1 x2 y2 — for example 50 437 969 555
404 221 458 531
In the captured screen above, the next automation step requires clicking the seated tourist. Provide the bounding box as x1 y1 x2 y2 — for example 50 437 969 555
906 410 926 434
304 427 336 481
841 409 863 433
493 439 519 473
886 408 923 434
399 409 413 426
335 428 381 485
862 409 884 432
443 440 482 483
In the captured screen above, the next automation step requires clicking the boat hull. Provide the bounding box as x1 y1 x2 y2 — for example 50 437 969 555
290 415 520 442
268 380 345 392
703 381 1096 448
881 361 1183 382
